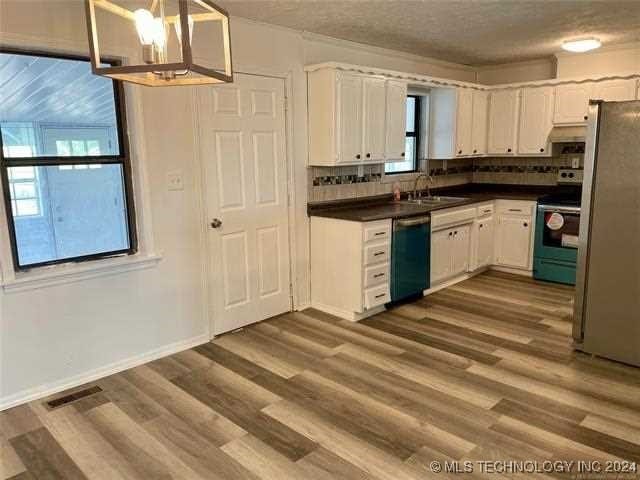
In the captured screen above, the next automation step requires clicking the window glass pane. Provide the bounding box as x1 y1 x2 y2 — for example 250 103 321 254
9 164 130 267
0 52 120 157
13 182 36 199
406 97 416 133
385 137 416 174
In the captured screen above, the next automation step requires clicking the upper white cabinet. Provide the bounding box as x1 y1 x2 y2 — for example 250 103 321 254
385 80 408 162
518 86 554 156
488 89 519 155
553 83 593 125
455 88 473 156
591 79 637 102
307 67 407 166
362 77 387 162
471 90 489 156
430 87 488 159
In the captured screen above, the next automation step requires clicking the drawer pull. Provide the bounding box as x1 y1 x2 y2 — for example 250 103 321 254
373 251 385 256
508 208 523 212
373 273 385 278
375 293 386 299
374 231 386 236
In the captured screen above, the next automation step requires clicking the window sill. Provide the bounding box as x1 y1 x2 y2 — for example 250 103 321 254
1 253 162 293
381 170 424 183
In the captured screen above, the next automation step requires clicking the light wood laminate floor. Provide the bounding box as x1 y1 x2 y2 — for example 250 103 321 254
3 271 640 479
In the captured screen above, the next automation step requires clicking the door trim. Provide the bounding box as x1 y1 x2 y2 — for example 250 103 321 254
193 69 297 339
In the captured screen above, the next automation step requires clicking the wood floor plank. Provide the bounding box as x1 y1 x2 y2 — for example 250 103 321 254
3 272 639 479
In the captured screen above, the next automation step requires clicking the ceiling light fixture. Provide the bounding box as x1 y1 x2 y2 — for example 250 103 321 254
85 0 233 86
562 38 602 53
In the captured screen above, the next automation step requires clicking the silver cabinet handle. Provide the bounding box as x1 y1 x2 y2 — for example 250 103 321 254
210 218 222 229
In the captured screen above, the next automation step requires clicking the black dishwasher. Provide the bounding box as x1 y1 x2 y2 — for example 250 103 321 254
391 216 431 302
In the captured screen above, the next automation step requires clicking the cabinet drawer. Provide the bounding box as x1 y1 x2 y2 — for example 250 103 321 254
496 200 534 216
363 221 391 243
476 203 494 217
364 263 389 288
431 207 476 230
364 242 390 266
364 283 390 309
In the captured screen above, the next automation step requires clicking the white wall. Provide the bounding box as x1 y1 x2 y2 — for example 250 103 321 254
0 2 474 408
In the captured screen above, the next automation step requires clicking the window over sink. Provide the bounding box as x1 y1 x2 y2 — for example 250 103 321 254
0 49 137 270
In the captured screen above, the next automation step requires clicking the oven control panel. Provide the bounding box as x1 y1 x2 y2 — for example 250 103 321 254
557 168 583 184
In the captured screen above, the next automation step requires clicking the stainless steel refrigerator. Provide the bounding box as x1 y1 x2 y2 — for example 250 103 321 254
573 100 640 367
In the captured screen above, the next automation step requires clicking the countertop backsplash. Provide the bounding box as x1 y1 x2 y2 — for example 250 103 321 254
308 155 580 202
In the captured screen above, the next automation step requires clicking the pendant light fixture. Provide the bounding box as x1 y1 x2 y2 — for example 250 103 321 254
85 0 233 86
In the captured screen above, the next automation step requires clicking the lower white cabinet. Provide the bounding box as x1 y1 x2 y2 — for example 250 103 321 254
474 216 495 269
493 200 536 270
311 217 391 320
430 223 471 284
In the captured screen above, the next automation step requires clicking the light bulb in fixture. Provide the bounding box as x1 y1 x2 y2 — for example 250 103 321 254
152 17 167 49
133 9 155 45
562 38 601 53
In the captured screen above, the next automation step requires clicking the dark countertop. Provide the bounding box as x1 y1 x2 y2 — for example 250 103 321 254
307 184 576 222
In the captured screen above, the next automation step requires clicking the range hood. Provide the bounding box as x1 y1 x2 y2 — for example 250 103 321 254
548 125 586 143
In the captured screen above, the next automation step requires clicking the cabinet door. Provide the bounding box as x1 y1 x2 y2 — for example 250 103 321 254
518 86 554 155
487 90 519 155
591 79 637 102
553 83 592 124
385 80 407 161
476 217 494 268
455 89 473 156
471 90 488 155
362 77 386 162
495 215 532 269
451 224 471 276
337 73 363 164
431 228 452 284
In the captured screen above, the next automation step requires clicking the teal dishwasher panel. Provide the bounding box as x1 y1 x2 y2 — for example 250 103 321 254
391 218 430 302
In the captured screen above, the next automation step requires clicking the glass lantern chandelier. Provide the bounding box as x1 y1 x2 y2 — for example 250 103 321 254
85 0 233 86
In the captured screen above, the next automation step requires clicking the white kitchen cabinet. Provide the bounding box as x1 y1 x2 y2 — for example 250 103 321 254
430 228 453 284
494 200 536 271
591 79 637 102
487 89 519 155
475 216 495 269
455 88 473 156
553 83 592 125
385 80 408 162
518 86 554 156
362 77 387 162
311 217 391 321
451 224 471 276
471 90 489 155
338 73 364 164
308 68 391 166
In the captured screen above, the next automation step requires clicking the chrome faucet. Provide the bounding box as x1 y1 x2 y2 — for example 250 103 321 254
412 174 434 200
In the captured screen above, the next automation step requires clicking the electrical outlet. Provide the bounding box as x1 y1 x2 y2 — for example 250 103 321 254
167 171 184 191
571 156 581 169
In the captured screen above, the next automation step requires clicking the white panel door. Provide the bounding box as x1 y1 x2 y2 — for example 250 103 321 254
471 90 488 155
431 228 452 284
518 86 554 155
495 215 532 269
451 224 471 276
475 217 494 268
362 77 387 162
553 83 592 124
198 74 291 335
337 72 363 164
384 80 407 161
455 88 473 156
487 90 519 155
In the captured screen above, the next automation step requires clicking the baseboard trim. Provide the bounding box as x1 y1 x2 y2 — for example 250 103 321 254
310 301 385 322
490 265 533 277
424 268 488 295
0 333 210 412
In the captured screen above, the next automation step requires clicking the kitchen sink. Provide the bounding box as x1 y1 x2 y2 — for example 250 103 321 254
400 196 468 206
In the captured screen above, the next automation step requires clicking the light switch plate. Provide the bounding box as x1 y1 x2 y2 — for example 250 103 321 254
167 170 184 191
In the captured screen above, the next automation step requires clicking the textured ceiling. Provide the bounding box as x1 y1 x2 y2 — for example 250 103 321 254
217 0 640 65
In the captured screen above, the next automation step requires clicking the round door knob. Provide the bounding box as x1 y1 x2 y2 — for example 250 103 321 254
366 153 371 158
401 152 405 157
523 222 528 227
507 148 512 153
584 115 588 120
449 232 453 237
356 154 361 159
479 223 483 228
210 218 222 229
473 149 477 154
458 150 462 154
540 148 545 152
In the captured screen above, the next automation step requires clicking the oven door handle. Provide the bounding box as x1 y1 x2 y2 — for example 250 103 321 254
539 205 581 214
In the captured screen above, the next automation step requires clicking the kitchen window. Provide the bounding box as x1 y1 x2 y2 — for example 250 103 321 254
385 95 420 174
0 49 137 270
